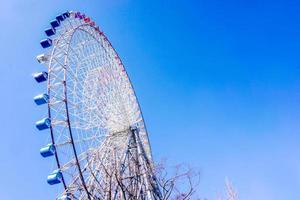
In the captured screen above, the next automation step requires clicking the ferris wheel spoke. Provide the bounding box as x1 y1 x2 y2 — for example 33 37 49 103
55 132 104 148
60 148 96 173
65 57 132 128
67 83 131 127
65 151 102 193
66 92 128 129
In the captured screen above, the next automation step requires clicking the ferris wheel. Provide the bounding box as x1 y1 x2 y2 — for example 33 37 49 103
34 11 161 200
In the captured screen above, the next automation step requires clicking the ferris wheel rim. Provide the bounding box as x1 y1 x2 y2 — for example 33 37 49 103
48 24 101 198
43 11 154 198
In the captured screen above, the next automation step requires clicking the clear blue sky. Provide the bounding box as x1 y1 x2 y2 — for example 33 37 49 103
0 0 299 199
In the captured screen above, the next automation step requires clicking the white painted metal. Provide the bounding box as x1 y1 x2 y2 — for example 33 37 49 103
40 12 158 199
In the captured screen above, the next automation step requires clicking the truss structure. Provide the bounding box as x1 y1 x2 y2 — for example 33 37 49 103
35 11 161 200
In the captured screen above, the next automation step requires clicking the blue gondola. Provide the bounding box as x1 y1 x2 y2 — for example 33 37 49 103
50 19 60 29
36 118 51 130
34 93 49 105
58 195 71 200
56 14 65 22
45 27 56 37
47 170 62 185
40 144 55 157
33 71 48 83
62 11 70 18
40 38 52 48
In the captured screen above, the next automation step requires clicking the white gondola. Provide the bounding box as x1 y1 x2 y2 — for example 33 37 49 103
36 54 48 63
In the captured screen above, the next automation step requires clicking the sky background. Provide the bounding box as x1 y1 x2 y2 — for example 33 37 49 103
0 0 299 199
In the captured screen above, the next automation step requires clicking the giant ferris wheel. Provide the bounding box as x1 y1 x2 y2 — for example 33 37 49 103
33 11 161 200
